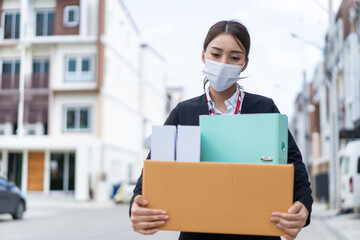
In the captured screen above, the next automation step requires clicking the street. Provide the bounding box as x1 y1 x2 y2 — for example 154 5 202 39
0 194 359 240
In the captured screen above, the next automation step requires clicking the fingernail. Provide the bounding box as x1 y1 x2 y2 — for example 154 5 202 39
160 221 165 225
272 212 278 216
270 217 276 221
162 211 167 214
163 215 169 219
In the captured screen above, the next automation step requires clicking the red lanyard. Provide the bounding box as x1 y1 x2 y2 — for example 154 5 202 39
206 90 242 115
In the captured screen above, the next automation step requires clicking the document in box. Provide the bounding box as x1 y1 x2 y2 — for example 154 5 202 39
151 125 176 161
176 125 200 162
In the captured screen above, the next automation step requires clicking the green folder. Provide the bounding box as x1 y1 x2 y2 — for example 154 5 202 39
200 113 288 164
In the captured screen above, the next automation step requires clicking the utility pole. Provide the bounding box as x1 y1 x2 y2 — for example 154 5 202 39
327 0 340 209
302 71 310 174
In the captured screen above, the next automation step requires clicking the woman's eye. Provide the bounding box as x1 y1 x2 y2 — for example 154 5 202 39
211 53 221 58
231 56 240 61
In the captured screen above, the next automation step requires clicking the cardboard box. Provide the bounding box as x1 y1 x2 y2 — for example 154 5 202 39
176 125 201 162
151 126 177 161
143 160 294 236
200 114 288 164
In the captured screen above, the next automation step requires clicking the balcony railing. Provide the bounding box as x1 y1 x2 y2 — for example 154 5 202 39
0 73 50 90
1 73 19 89
28 73 49 89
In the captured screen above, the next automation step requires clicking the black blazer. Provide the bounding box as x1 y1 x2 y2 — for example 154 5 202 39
130 92 313 240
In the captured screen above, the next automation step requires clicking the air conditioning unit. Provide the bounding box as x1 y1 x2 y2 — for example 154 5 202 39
26 122 44 135
0 122 13 135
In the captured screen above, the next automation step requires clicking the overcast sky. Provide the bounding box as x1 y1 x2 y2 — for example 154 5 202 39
122 0 342 121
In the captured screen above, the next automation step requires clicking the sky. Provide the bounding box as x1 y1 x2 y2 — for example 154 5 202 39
122 0 342 121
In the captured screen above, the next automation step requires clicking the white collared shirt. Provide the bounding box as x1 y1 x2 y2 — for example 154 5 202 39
205 84 245 115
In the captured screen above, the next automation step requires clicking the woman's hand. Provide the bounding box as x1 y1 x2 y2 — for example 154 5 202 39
270 201 308 240
130 195 169 235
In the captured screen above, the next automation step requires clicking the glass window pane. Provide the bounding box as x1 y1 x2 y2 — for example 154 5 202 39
68 152 75 190
15 62 20 73
68 10 75 22
36 12 44 22
15 13 20 39
44 61 49 73
48 12 55 21
4 14 13 39
50 153 64 190
79 109 89 129
4 14 12 25
66 109 76 129
82 59 90 72
33 62 41 73
7 153 23 189
2 63 12 73
36 12 44 36
68 59 76 72
47 12 55 35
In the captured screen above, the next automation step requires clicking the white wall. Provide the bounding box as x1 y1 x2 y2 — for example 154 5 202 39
141 46 167 126
2 0 20 10
86 0 99 37
52 93 97 136
101 94 142 152
51 44 97 90
103 146 138 185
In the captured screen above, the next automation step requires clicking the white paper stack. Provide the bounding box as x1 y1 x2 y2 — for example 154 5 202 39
151 125 177 161
176 125 201 162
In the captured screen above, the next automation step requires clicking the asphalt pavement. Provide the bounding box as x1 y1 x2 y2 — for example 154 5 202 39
0 193 359 240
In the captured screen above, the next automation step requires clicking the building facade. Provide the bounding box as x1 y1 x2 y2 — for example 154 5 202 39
292 0 360 205
0 0 166 201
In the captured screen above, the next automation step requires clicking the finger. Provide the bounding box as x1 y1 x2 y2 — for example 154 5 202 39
283 235 294 240
135 220 166 230
288 201 303 214
132 207 167 216
272 208 307 222
271 217 303 228
134 195 148 206
276 223 299 239
133 214 169 223
135 228 159 235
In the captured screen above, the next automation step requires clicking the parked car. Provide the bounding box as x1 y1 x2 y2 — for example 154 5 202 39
340 140 360 212
0 176 26 219
113 182 136 204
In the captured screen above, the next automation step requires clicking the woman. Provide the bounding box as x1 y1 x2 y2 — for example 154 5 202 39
129 20 313 240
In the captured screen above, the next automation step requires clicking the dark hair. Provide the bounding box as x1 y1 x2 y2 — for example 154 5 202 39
203 20 250 90
203 20 250 60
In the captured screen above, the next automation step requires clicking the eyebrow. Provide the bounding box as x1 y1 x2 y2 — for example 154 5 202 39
210 46 245 55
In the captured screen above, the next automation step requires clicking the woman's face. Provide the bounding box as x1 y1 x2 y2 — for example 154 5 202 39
202 33 247 68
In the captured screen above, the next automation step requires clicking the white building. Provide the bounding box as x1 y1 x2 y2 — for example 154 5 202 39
292 0 360 205
0 0 166 201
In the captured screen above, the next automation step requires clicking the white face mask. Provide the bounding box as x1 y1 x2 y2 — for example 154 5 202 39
202 58 245 92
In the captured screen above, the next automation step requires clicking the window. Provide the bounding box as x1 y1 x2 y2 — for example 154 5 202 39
63 6 79 27
3 12 20 39
341 156 350 174
1 60 20 89
32 59 49 88
64 106 91 131
65 56 94 82
36 10 55 36
50 152 75 191
358 157 360 174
